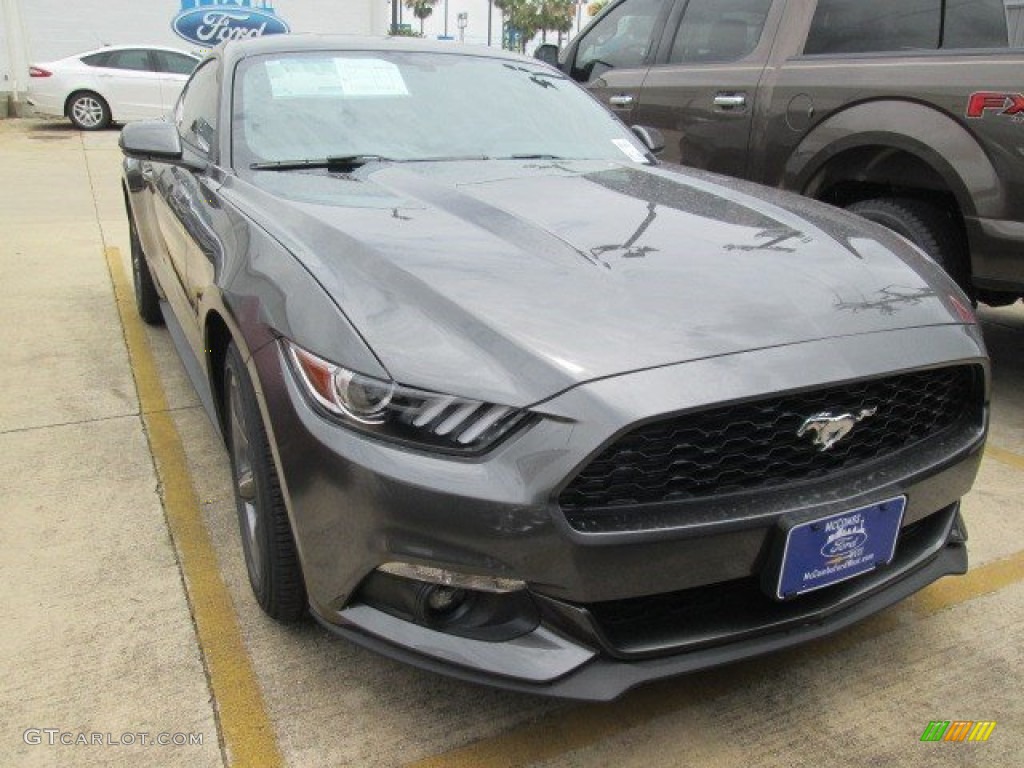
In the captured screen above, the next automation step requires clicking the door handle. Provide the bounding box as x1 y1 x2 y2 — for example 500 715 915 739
609 94 635 108
713 93 747 108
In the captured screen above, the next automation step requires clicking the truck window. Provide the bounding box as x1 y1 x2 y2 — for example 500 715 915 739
668 0 772 63
572 0 663 82
943 0 1008 48
804 0 941 54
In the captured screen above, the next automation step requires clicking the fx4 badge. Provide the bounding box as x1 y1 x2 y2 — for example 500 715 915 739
797 408 877 452
966 92 1024 119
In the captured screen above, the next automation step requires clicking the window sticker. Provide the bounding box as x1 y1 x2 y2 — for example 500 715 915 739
334 58 409 97
612 138 649 163
263 58 410 99
265 58 345 98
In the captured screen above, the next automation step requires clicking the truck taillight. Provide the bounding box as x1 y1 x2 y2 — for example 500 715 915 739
29 67 52 78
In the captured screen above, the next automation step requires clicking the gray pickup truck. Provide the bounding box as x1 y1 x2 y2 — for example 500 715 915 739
538 0 1024 304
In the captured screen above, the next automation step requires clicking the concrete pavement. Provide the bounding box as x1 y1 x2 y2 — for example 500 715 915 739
1 118 1022 767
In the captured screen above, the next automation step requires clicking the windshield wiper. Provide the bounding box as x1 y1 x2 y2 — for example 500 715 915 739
505 154 566 160
249 155 392 172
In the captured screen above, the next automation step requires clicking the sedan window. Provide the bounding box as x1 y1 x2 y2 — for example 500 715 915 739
105 49 156 72
155 51 200 75
177 61 219 155
80 52 110 67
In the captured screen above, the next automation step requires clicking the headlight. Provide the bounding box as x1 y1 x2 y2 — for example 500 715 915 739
284 341 530 453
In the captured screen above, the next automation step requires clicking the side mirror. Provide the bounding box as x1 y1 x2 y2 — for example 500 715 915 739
631 125 665 156
120 120 208 171
534 44 560 67
120 120 183 161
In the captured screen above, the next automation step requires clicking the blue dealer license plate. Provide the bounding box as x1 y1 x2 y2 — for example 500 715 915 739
775 497 906 599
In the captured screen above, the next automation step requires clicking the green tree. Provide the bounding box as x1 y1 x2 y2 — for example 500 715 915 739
496 0 575 52
405 0 439 35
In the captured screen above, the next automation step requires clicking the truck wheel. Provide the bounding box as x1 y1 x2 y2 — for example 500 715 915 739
224 342 307 622
846 198 970 294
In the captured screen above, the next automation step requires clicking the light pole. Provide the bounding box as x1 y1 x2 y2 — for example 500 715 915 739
444 0 449 37
487 1 493 46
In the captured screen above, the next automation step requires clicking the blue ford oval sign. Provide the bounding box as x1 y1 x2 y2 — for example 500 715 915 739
172 2 290 47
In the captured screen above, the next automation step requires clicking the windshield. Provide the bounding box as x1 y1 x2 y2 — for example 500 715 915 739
231 50 651 169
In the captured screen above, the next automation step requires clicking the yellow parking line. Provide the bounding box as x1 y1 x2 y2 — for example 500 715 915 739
105 246 282 768
986 445 1024 473
407 548 1024 768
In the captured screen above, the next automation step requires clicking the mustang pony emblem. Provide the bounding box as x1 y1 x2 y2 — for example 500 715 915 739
797 407 877 451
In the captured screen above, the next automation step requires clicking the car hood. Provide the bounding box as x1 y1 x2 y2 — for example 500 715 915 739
226 160 965 407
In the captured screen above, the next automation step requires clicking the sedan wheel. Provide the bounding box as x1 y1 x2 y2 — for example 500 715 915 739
67 92 110 130
224 342 307 621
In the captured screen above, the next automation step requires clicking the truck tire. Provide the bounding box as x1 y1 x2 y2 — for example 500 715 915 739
846 198 970 294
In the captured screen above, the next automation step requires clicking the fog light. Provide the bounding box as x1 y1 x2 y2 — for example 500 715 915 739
426 586 465 614
357 568 540 641
378 562 525 593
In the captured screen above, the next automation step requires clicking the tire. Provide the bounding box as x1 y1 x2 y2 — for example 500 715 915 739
846 197 970 294
224 342 307 622
67 91 111 131
129 212 163 326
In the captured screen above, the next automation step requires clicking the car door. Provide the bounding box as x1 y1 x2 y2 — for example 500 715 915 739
625 0 781 175
153 50 200 114
95 49 164 121
151 60 222 353
567 0 672 125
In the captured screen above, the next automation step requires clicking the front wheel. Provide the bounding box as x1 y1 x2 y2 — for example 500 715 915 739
846 197 970 294
224 343 307 622
129 213 163 325
67 91 111 130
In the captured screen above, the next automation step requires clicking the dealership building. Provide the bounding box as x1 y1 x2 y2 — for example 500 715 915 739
0 0 390 113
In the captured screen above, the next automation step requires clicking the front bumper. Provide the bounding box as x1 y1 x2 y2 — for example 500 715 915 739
250 322 987 700
315 510 966 701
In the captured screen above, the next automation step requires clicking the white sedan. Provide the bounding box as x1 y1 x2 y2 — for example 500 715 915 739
27 45 200 130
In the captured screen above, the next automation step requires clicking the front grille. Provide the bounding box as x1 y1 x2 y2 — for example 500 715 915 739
559 366 978 525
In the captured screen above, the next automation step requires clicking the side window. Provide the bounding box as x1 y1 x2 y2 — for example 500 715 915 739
804 0 941 55
943 0 1008 49
176 61 219 155
668 0 773 64
155 51 200 76
105 49 157 72
80 52 110 67
572 0 664 82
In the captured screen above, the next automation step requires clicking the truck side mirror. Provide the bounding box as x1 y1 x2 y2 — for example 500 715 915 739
631 125 665 156
534 44 560 67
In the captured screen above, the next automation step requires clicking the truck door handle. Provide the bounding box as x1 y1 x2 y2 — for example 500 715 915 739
609 95 635 108
713 93 747 108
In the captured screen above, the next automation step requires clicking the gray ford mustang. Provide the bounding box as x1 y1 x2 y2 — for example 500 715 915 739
120 35 988 701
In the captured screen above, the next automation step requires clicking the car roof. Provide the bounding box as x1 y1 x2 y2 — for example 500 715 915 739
216 34 539 70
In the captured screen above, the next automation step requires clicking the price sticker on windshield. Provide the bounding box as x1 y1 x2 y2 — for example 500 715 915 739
334 58 409 97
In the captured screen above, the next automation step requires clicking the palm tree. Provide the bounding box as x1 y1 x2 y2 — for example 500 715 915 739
405 0 439 35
